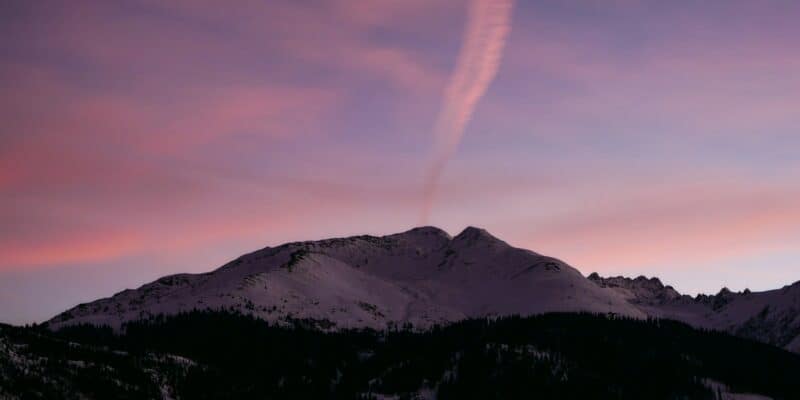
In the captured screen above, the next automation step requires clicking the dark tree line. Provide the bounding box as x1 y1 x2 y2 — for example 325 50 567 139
3 311 799 399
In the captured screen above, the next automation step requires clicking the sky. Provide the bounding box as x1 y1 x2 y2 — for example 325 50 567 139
2 0 800 325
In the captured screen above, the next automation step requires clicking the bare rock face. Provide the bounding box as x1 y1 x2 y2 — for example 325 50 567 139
588 274 683 305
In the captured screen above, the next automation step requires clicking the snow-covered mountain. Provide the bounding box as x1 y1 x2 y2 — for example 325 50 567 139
589 274 800 353
46 226 799 353
46 226 643 331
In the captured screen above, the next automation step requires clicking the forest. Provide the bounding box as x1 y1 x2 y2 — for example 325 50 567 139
2 311 799 399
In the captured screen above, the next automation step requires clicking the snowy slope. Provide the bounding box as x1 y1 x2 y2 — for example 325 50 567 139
45 226 798 353
589 274 800 353
46 226 643 331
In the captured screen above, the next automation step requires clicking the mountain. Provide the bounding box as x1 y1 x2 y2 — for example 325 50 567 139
47 226 643 331
589 274 800 353
46 226 799 353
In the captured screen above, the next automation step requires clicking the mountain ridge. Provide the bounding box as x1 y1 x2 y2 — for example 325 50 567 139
589 273 800 353
46 226 800 353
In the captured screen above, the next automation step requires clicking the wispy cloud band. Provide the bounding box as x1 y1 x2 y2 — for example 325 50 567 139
420 0 514 223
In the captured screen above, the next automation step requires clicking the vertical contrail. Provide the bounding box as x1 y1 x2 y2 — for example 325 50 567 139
420 0 514 224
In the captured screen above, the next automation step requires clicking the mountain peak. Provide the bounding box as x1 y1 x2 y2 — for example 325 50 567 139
455 226 495 240
452 226 507 248
717 287 733 296
401 226 452 239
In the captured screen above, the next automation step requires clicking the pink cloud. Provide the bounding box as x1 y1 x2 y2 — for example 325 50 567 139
0 174 418 272
0 230 143 268
517 182 800 270
145 85 341 153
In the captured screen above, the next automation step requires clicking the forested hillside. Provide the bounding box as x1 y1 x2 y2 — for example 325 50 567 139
3 312 799 399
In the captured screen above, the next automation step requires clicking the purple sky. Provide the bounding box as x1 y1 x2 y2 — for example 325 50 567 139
2 0 800 324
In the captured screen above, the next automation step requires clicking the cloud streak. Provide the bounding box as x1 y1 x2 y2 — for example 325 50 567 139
420 0 514 223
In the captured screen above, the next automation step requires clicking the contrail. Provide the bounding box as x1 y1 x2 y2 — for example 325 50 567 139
420 0 514 224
